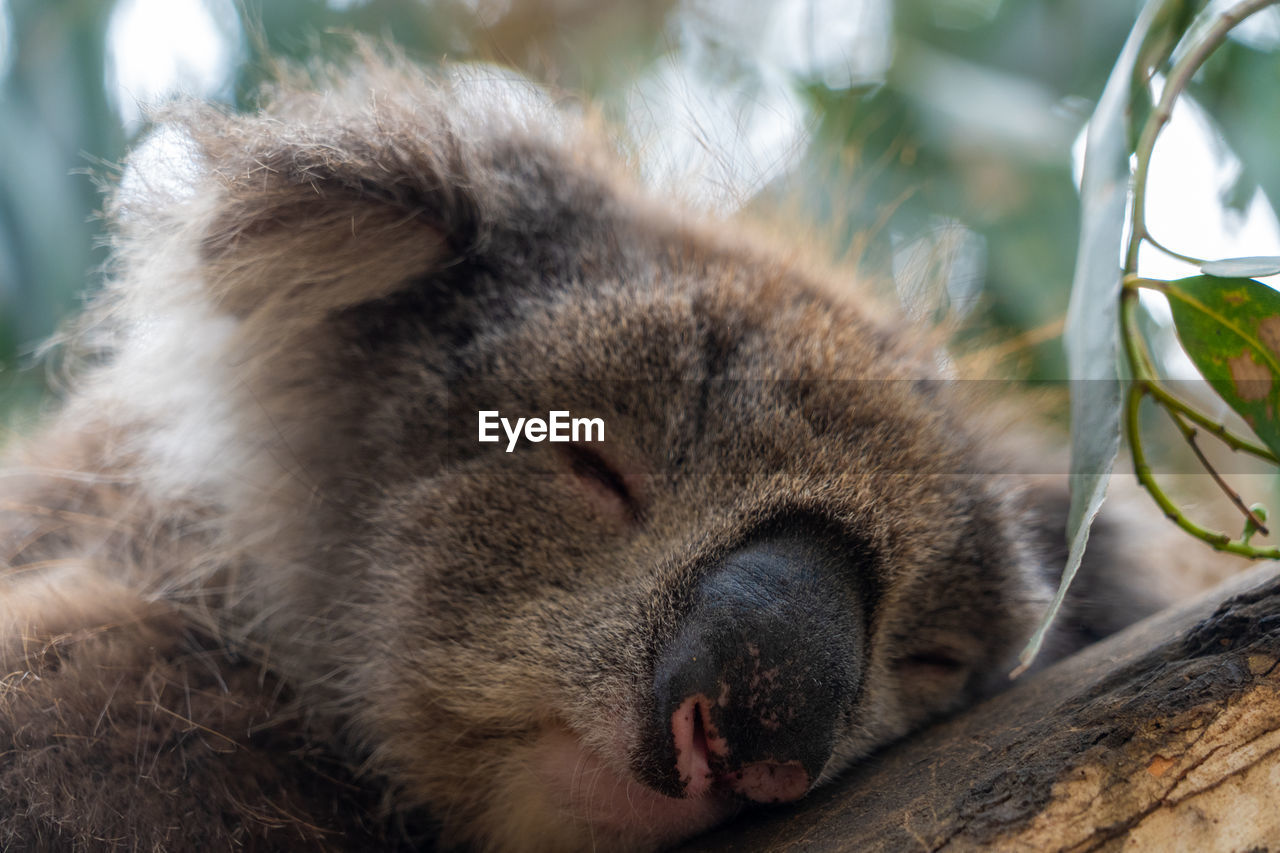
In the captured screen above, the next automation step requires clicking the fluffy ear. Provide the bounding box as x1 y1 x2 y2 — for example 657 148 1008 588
178 92 475 323
104 63 636 361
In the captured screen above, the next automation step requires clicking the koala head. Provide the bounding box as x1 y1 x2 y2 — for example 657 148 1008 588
85 63 1055 851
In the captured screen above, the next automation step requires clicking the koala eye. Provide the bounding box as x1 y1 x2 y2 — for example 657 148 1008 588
560 443 640 523
902 651 966 672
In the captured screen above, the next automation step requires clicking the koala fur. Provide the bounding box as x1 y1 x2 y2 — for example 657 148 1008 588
0 60 1179 851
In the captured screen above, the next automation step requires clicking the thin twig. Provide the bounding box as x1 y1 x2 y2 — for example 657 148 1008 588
1145 381 1279 462
1167 409 1269 533
1126 383 1280 558
1136 226 1207 267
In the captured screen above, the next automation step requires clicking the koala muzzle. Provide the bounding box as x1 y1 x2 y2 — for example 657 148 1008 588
653 535 866 804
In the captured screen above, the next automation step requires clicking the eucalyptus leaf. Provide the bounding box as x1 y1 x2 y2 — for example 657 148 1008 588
1201 256 1280 278
1165 274 1280 459
1019 0 1192 675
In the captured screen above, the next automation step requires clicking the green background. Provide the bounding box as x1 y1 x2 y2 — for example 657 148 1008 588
1 0 1277 429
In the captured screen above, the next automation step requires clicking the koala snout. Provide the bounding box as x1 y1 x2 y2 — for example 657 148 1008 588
652 535 867 803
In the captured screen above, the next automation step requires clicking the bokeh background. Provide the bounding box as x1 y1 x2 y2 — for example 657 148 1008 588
2 0 1279 432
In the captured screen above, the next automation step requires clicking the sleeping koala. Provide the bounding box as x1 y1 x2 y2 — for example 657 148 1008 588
0 61 1168 851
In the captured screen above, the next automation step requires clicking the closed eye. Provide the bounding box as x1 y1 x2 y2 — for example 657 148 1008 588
902 652 966 670
560 443 641 523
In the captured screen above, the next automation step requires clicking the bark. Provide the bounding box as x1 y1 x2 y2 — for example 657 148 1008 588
684 563 1280 852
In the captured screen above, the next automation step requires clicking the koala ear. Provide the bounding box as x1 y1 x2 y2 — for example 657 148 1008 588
170 90 483 324
115 66 624 346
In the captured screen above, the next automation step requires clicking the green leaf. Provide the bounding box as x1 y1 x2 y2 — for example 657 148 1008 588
1019 0 1193 676
1200 256 1280 278
1165 274 1280 459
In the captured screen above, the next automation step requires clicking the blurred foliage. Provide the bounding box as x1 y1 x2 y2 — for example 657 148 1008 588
1 0 1277 430
1195 36 1280 215
0 0 123 423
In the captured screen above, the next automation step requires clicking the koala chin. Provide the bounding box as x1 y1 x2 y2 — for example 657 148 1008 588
0 60 1165 852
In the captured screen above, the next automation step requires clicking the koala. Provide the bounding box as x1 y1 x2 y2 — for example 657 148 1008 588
0 60 1176 852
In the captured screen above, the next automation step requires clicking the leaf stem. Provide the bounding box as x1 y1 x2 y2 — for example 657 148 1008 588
1136 227 1207 266
1166 409 1269 533
1144 381 1279 463
1126 383 1280 558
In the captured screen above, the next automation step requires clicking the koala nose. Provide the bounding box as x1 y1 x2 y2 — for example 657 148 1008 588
653 535 866 803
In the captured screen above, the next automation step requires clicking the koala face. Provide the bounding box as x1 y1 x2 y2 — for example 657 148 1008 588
0 63 1076 853
337 286 1046 849
269 154 1046 848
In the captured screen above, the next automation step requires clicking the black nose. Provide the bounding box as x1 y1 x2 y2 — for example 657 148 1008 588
652 534 866 803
